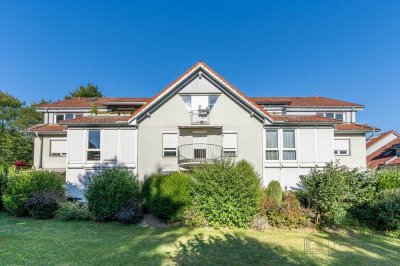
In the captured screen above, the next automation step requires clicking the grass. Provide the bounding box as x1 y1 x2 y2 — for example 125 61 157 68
0 213 399 265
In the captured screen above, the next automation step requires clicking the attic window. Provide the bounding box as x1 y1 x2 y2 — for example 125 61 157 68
396 149 400 157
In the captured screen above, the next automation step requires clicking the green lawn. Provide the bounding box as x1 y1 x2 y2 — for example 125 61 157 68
0 213 399 265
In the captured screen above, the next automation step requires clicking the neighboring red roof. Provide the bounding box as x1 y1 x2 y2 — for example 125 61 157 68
37 97 150 108
271 115 341 123
367 137 400 169
128 62 274 122
366 130 400 149
335 123 379 132
23 124 66 132
252 96 363 107
60 116 130 125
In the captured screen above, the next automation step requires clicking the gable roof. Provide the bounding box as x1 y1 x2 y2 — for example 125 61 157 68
37 97 150 108
252 96 363 108
367 130 400 149
367 137 400 169
128 62 274 123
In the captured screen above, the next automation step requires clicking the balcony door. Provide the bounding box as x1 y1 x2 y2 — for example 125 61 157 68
193 133 207 159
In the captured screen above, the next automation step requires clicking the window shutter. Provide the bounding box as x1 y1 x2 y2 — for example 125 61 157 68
334 139 349 151
223 133 237 149
51 139 67 154
163 133 177 149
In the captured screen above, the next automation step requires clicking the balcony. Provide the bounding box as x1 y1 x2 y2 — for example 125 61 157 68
178 144 223 168
191 109 209 125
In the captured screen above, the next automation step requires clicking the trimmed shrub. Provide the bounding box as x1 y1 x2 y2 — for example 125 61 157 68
262 192 312 228
265 180 282 204
55 202 91 221
26 191 60 219
2 170 65 216
298 163 376 226
85 168 140 221
115 198 143 224
149 172 193 222
372 189 400 231
192 159 262 228
376 168 400 190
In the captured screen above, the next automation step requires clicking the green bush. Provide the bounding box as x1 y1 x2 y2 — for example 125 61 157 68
26 191 60 219
192 159 262 228
115 198 143 224
149 172 193 222
376 168 400 190
2 170 65 216
298 163 376 226
85 168 140 221
372 189 400 231
55 202 91 221
0 167 8 210
262 192 312 228
265 180 282 204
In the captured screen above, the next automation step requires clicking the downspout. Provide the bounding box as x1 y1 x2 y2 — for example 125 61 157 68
35 132 43 169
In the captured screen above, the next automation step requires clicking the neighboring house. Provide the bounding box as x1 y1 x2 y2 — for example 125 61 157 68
367 130 400 169
24 62 379 199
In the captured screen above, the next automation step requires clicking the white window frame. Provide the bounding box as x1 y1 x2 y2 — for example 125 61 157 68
222 132 237 157
87 130 101 161
162 132 178 157
318 112 344 121
55 113 83 123
265 129 279 161
49 138 67 157
282 129 297 161
334 138 350 156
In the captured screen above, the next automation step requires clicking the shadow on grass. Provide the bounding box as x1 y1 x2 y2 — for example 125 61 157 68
169 232 320 266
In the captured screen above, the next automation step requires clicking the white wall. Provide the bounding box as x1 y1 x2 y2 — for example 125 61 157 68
33 134 67 172
66 127 137 199
263 127 335 190
334 133 367 168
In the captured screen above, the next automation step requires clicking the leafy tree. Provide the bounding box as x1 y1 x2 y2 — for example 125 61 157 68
12 100 48 131
0 91 22 129
65 83 103 99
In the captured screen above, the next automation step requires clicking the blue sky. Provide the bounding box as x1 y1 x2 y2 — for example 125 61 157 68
0 0 399 132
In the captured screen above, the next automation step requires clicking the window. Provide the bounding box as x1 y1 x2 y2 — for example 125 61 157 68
209 96 219 110
334 139 350 155
180 96 191 111
223 132 237 157
50 139 67 156
65 114 74 120
265 130 279 160
55 114 65 123
87 130 101 161
283 130 296 160
163 132 177 156
319 113 344 121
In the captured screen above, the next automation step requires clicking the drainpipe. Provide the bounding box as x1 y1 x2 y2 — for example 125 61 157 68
35 132 43 169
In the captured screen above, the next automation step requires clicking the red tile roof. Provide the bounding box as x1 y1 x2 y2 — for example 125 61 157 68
271 115 341 123
367 137 400 169
23 124 66 132
128 62 275 122
335 123 379 132
37 97 150 108
366 130 400 149
252 96 363 107
60 116 130 125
